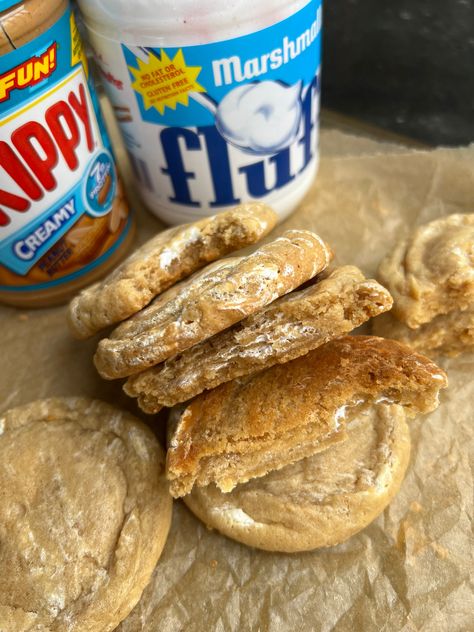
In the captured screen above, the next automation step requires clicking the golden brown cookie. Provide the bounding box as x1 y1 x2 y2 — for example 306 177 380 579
0 398 172 632
125 266 393 413
377 213 474 329
68 204 278 339
184 404 411 552
95 230 332 379
166 336 447 498
373 309 474 357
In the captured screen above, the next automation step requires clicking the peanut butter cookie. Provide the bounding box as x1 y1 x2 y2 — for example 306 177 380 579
377 213 474 329
166 336 447 497
184 404 410 552
0 398 172 632
373 309 474 357
68 204 278 339
125 266 393 413
95 230 332 379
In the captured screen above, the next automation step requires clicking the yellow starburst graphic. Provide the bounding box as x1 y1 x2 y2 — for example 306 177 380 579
128 49 206 114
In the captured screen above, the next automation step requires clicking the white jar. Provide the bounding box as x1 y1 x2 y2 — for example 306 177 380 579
78 0 322 225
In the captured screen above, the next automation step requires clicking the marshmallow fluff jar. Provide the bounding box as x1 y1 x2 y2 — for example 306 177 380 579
78 0 322 224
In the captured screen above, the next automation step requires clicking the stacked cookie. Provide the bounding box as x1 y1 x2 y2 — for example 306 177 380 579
68 204 448 553
167 336 446 552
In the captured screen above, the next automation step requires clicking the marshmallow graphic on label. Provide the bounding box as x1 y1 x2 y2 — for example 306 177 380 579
131 48 303 155
215 81 303 154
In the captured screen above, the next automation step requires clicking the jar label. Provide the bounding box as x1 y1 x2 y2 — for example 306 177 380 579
0 7 131 294
92 0 322 223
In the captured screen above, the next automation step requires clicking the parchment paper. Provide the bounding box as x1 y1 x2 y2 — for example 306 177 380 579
1 131 473 632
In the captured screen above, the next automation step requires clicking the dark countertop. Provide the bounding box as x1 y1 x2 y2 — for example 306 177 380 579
321 0 474 146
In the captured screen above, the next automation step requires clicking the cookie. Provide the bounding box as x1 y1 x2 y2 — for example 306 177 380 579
377 213 474 329
184 403 411 552
166 336 447 497
95 230 332 379
373 309 474 357
125 266 393 413
68 204 278 339
0 398 172 632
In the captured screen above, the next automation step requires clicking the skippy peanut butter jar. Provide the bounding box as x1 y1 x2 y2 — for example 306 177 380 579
77 0 322 225
0 0 134 308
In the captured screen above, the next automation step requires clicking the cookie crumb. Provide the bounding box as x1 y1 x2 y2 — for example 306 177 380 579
210 559 218 569
18 314 29 321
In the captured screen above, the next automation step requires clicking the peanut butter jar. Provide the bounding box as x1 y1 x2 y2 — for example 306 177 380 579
0 0 134 308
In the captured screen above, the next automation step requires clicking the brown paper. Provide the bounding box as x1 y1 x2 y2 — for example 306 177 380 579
318 128 408 158
1 131 473 631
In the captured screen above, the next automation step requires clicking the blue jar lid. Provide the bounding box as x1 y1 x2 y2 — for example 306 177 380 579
0 0 22 13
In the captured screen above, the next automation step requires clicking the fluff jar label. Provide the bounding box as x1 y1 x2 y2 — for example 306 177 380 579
91 0 322 224
0 7 131 298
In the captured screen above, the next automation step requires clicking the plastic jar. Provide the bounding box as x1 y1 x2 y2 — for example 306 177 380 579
77 0 322 225
0 0 134 308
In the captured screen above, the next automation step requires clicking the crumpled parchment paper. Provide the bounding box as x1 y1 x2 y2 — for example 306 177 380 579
1 130 473 632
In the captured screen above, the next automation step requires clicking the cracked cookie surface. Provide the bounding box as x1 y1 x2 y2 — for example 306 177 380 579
95 230 332 379
125 266 393 413
184 404 411 552
0 398 172 632
166 336 446 498
68 204 278 339
377 213 474 329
